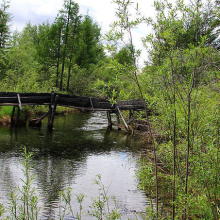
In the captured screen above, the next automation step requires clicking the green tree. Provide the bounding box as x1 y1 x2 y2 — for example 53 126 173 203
113 46 133 66
0 0 11 78
50 16 65 88
0 0 10 48
75 15 104 70
142 0 220 219
66 5 81 92
144 0 220 66
2 24 41 92
65 14 104 95
59 0 80 91
105 0 159 217
35 22 57 79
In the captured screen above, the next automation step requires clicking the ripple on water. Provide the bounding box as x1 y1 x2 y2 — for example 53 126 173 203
0 112 149 219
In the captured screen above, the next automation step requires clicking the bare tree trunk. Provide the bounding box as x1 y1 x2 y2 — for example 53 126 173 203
184 1 199 218
170 56 176 220
128 26 159 218
184 92 191 219
67 48 73 92
67 19 77 92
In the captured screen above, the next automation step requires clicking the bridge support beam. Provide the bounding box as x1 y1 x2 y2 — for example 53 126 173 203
10 106 21 126
116 106 129 131
15 107 20 126
107 111 112 130
116 110 121 131
11 106 16 125
48 92 59 130
48 92 55 130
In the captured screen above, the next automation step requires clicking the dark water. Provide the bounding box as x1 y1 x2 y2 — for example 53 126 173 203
0 111 150 219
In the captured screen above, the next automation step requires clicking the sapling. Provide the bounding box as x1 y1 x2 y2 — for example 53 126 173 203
88 174 121 220
7 146 40 220
75 193 85 220
0 203 5 218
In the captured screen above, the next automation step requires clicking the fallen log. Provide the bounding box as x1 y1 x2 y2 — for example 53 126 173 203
29 118 42 127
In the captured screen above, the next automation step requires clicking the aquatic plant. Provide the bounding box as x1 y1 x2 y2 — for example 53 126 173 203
0 203 5 218
8 147 40 220
0 144 153 219
88 174 121 220
58 174 122 220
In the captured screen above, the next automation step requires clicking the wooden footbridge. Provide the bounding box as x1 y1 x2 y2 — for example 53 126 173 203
0 92 145 130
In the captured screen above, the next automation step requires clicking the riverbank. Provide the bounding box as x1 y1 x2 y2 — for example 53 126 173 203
0 105 151 132
0 105 77 126
0 116 11 126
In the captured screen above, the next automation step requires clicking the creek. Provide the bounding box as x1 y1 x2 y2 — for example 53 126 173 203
0 111 150 219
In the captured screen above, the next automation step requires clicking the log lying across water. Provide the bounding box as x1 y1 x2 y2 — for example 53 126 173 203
0 92 146 130
0 92 146 111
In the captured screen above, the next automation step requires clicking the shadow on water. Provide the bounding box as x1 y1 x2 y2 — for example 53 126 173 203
0 111 149 219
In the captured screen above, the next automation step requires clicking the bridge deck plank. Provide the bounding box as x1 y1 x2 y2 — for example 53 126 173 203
0 92 145 111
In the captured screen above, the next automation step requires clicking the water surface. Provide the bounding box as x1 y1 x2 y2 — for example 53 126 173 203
0 111 149 219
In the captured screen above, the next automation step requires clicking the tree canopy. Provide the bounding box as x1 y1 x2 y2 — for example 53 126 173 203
0 0 220 219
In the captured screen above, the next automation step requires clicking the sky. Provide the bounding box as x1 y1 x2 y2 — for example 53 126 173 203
6 0 157 67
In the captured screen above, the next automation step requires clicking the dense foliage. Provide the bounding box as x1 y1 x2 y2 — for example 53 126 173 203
137 0 220 219
0 0 219 219
0 0 109 96
0 0 143 100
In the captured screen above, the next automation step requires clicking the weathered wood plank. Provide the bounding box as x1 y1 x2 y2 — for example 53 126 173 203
0 97 51 104
48 92 55 130
116 106 129 131
15 107 20 126
0 92 145 111
112 123 126 130
127 116 136 125
17 94 22 110
11 106 16 125
0 92 51 97
107 111 112 130
36 111 49 123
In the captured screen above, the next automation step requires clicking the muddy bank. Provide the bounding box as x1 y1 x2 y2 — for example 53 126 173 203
0 116 11 126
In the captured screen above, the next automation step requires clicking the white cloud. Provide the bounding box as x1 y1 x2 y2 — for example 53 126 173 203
8 0 63 31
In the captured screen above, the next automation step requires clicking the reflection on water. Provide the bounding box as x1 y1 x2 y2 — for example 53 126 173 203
0 111 149 219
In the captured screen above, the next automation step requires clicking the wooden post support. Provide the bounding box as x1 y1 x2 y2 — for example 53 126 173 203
116 105 129 131
107 111 112 130
90 97 95 112
15 106 20 126
36 111 49 124
11 106 16 125
48 91 55 130
51 95 59 125
127 116 136 125
17 93 22 110
116 109 121 131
